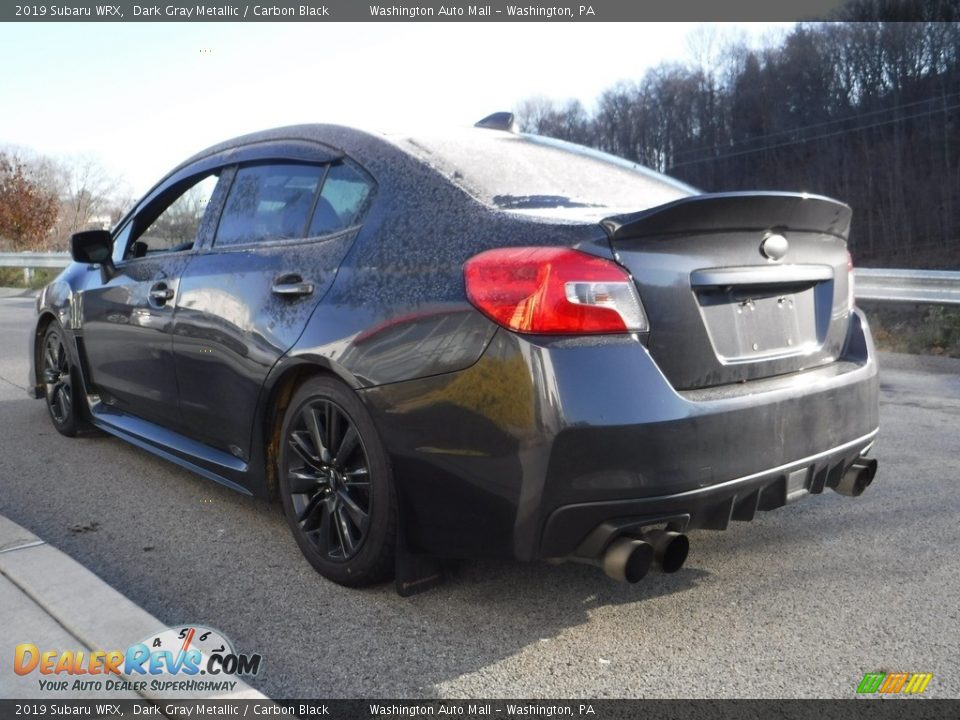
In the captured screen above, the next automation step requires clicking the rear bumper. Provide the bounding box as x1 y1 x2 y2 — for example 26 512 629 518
361 309 880 562
540 429 876 559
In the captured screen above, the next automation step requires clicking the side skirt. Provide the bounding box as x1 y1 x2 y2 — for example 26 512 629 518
89 403 253 496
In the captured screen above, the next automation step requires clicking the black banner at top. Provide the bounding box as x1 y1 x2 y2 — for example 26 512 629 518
0 0 894 23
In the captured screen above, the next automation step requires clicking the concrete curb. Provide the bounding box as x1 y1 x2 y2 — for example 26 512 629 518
0 514 268 702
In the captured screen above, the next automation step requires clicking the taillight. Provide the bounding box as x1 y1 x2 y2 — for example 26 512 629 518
847 250 855 310
464 247 648 334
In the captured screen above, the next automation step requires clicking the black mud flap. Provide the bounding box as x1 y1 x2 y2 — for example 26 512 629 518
394 521 444 597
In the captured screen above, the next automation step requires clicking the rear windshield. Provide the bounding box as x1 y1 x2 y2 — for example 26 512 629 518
393 130 696 218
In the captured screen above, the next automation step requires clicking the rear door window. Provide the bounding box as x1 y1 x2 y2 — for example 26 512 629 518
308 162 374 237
215 164 325 247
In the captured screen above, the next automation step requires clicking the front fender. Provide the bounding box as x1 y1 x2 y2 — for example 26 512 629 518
27 269 85 398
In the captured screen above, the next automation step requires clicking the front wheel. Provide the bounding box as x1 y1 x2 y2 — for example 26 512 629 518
40 322 83 437
278 376 397 587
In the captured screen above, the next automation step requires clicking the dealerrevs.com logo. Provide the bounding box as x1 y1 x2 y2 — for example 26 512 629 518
14 625 262 694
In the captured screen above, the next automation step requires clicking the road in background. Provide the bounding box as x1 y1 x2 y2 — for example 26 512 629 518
1 296 958 698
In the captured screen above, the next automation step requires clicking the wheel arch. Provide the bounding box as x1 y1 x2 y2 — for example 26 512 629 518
30 311 61 397
259 357 364 501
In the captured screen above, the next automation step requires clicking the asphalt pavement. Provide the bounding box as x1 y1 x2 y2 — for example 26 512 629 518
0 294 958 699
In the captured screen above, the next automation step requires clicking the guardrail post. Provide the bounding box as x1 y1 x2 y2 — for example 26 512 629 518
24 267 34 286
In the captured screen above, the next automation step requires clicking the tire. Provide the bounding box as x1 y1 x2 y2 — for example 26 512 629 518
39 322 83 437
278 375 397 587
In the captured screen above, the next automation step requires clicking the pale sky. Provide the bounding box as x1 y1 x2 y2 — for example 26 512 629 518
0 22 791 196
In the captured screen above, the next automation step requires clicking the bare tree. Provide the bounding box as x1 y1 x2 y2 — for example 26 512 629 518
0 146 131 250
55 155 126 236
515 19 960 268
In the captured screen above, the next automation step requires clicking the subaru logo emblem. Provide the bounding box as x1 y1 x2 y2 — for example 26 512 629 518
760 233 789 261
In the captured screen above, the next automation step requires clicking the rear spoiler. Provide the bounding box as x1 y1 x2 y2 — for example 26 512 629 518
600 192 852 241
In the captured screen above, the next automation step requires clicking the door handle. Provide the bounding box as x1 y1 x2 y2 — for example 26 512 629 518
272 275 315 297
149 283 175 305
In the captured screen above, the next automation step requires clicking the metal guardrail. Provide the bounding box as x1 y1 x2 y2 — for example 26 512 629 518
0 252 957 304
0 251 72 269
854 268 960 305
0 252 71 285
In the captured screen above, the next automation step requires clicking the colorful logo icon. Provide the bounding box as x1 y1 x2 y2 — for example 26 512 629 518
857 672 933 695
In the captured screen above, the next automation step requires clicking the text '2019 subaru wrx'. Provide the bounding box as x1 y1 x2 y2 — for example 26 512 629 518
29 113 879 593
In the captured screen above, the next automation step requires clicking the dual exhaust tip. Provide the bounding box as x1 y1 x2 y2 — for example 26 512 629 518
601 530 689 584
832 458 878 497
592 457 877 584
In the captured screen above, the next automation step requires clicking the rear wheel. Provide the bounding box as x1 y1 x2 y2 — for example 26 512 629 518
278 376 396 586
40 323 82 437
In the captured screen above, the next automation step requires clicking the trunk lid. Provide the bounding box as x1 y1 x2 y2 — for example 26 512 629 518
603 192 854 390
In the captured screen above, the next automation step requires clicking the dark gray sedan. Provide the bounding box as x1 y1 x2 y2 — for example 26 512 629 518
28 115 879 592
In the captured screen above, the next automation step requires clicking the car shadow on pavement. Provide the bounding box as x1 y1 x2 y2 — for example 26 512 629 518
2 395 721 698
252 552 714 698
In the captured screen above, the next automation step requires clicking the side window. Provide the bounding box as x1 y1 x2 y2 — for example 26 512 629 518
308 162 374 237
215 164 325 247
127 173 219 259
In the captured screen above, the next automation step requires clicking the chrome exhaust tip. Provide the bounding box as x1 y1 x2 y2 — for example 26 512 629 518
833 458 878 497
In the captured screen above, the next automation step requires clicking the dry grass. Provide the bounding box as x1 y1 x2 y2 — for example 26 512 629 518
864 303 960 358
0 267 58 290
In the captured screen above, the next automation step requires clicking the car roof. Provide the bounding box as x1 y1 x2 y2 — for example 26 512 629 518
151 123 697 226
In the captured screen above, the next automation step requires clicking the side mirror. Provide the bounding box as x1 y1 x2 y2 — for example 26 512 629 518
70 230 116 282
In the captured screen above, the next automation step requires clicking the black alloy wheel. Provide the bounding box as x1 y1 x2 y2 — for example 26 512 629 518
287 398 371 561
41 323 80 436
279 376 396 586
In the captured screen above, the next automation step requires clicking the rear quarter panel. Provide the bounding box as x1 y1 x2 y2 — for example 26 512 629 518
280 130 612 388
